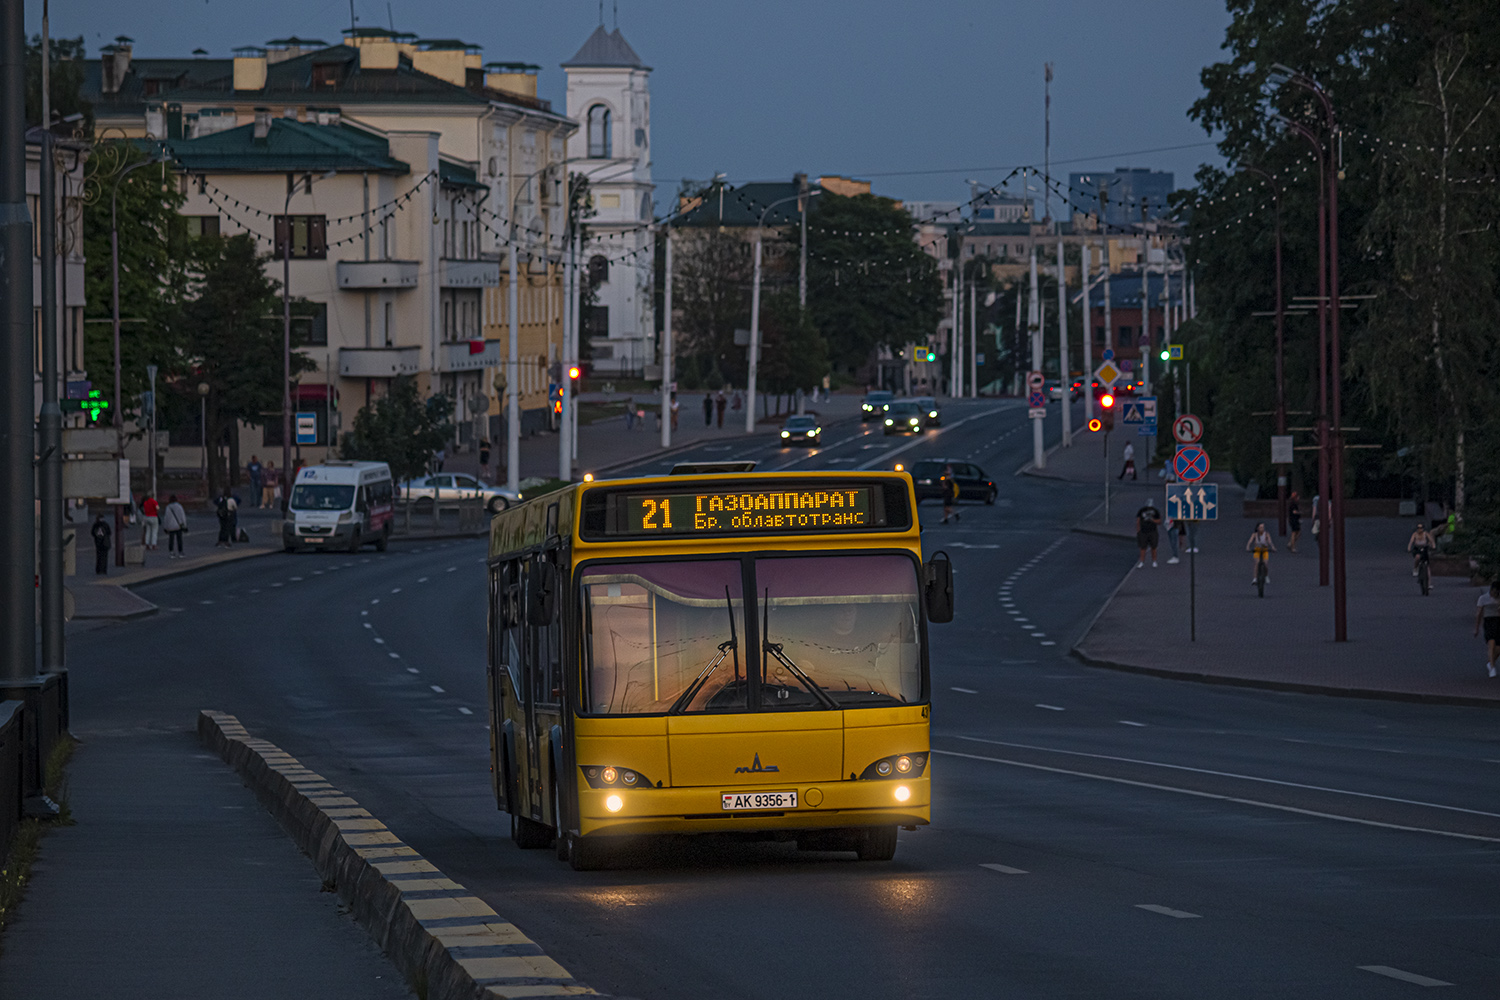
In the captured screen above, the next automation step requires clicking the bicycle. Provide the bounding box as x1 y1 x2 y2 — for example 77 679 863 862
1253 549 1270 598
1414 545 1431 597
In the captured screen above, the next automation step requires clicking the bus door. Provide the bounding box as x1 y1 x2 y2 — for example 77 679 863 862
523 548 563 823
498 559 527 814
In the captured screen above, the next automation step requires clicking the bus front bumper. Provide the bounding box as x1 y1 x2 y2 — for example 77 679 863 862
575 776 930 838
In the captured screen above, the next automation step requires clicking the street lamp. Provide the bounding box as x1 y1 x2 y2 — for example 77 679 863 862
110 149 165 566
1241 165 1287 538
747 188 822 433
281 169 336 515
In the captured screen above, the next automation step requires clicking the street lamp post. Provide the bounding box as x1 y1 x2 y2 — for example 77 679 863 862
1243 165 1287 537
747 189 821 433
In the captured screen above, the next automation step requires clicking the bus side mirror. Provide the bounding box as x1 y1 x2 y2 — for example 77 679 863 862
924 551 954 624
526 561 559 626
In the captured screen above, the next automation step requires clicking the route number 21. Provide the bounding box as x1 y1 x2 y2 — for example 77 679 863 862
640 498 674 529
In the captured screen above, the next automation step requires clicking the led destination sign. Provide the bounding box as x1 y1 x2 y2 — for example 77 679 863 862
627 487 874 534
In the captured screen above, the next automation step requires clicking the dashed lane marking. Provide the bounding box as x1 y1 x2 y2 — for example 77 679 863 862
1119 720 1147 727
373 638 385 645
446 566 457 573
951 687 978 694
458 707 473 716
418 577 428 583
1357 966 1453 987
430 685 445 693
290 576 303 582
271 582 283 588
391 587 401 594
406 667 419 674
388 653 400 659
363 623 373 629
980 864 1027 875
1036 704 1065 712
1136 904 1201 919
199 600 214 605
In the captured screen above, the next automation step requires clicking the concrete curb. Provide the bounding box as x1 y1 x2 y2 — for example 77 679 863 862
116 546 277 589
1067 649 1500 709
70 585 159 621
198 711 611 1000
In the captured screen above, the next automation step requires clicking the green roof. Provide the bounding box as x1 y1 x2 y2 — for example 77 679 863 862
165 118 409 174
439 159 484 190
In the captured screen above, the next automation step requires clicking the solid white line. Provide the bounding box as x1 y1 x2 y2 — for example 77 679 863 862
932 748 1500 844
980 863 1027 875
1136 904 1201 919
458 707 474 715
430 685 445 693
1035 704 1065 712
951 735 1500 820
1357 966 1452 987
1119 720 1147 727
951 687 978 694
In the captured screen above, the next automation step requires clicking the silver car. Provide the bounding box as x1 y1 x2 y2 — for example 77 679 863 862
400 473 519 514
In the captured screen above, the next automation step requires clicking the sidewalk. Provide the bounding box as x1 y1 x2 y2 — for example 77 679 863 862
1031 435 1499 706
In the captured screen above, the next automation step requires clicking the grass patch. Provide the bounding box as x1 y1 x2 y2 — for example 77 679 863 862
0 734 78 951
518 478 573 499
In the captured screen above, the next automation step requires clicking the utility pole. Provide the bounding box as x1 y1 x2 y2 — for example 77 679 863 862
1139 198 1151 396
558 201 572 482
1056 237 1070 445
968 280 976 399
2 0 38 681
1043 63 1053 227
1080 236 1093 424
797 172 808 310
660 230 672 448
1029 249 1044 469
746 233 762 433
38 2 64 672
506 240 520 492
950 256 962 398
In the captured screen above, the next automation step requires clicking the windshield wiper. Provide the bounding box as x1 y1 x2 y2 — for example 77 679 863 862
667 587 739 715
761 588 837 710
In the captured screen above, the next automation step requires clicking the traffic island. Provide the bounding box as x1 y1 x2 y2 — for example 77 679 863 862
198 711 610 1000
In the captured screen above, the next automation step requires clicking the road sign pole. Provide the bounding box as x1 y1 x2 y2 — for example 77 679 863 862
1190 536 1196 642
1103 429 1110 524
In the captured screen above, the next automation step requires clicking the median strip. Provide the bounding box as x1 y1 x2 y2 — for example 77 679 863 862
198 710 608 1000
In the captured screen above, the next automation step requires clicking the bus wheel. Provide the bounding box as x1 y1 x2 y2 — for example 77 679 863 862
855 826 898 861
566 834 609 871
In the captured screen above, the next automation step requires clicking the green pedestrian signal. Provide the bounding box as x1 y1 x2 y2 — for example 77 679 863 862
63 389 111 423
924 349 936 362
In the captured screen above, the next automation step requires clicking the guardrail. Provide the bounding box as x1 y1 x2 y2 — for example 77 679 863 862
388 497 491 538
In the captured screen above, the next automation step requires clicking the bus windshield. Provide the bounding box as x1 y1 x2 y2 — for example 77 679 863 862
290 484 355 511
580 554 923 715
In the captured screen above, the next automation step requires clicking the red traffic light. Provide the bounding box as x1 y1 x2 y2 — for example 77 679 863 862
1100 392 1115 409
567 365 581 380
1087 418 1102 432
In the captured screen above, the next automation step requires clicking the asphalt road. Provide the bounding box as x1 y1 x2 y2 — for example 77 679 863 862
66 399 1500 999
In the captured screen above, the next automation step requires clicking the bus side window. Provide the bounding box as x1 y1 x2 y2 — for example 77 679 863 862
502 560 524 697
526 554 562 705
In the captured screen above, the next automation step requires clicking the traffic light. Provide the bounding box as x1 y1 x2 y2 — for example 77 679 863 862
1099 392 1116 431
62 389 110 423
1159 345 1171 362
1087 417 1102 432
924 349 937 362
568 364 582 382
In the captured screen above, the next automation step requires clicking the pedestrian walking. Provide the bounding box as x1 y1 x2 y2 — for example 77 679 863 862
1164 515 1181 564
90 513 112 575
261 461 278 508
715 390 727 429
1287 491 1302 552
1476 581 1500 678
702 393 713 426
479 439 491 477
162 494 187 558
141 494 160 550
670 394 680 431
1118 440 1137 480
215 490 237 547
247 454 263 501
941 464 960 524
1135 500 1162 567
624 402 636 430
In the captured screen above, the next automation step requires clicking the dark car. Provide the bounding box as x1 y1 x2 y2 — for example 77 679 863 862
861 390 895 421
908 459 998 504
882 400 927 435
779 414 821 447
915 396 942 426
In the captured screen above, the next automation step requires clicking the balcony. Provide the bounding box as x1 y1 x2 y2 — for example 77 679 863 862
438 339 501 373
439 257 500 288
340 346 421 378
336 259 420 290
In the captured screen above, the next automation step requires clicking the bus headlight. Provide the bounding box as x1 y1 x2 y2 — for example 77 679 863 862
893 785 911 803
859 753 928 780
605 794 623 813
582 765 656 789
895 755 912 774
601 766 617 784
876 760 892 776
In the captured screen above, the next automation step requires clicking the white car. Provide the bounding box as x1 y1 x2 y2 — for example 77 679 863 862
399 474 519 514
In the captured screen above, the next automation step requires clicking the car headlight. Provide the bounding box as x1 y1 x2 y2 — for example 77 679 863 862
862 404 872 411
909 418 919 425
337 511 353 522
884 418 893 426
781 431 790 438
929 411 938 418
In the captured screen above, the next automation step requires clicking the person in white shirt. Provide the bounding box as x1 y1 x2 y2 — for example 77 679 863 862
1475 581 1500 679
160 495 188 559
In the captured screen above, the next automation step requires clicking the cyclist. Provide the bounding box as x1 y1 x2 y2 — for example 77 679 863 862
1246 522 1275 585
1408 522 1435 578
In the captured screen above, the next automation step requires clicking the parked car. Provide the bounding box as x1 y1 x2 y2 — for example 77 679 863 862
907 459 998 505
779 414 822 447
883 400 928 435
861 390 895 421
915 396 942 426
399 473 519 514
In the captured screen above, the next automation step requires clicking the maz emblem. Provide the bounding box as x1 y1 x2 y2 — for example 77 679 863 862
735 753 779 774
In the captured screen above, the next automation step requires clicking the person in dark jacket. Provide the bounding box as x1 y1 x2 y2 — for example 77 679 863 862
91 513 112 575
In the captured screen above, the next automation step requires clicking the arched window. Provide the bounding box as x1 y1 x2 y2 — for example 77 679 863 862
640 192 653 221
588 254 609 286
587 105 612 159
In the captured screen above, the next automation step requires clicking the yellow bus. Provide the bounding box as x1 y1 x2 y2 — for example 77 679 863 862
485 469 953 870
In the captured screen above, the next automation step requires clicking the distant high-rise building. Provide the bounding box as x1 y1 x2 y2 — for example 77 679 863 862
1070 168 1174 230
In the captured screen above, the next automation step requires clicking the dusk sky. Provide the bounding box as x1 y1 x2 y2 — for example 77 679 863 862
25 0 1233 212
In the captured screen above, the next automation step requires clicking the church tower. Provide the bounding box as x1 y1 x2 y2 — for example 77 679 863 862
563 25 655 374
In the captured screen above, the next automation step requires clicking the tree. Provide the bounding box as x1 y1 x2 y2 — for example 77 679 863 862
341 376 454 484
672 215 754 388
805 194 944 375
81 142 191 423
569 172 599 362
757 291 829 408
179 234 314 496
26 35 92 131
